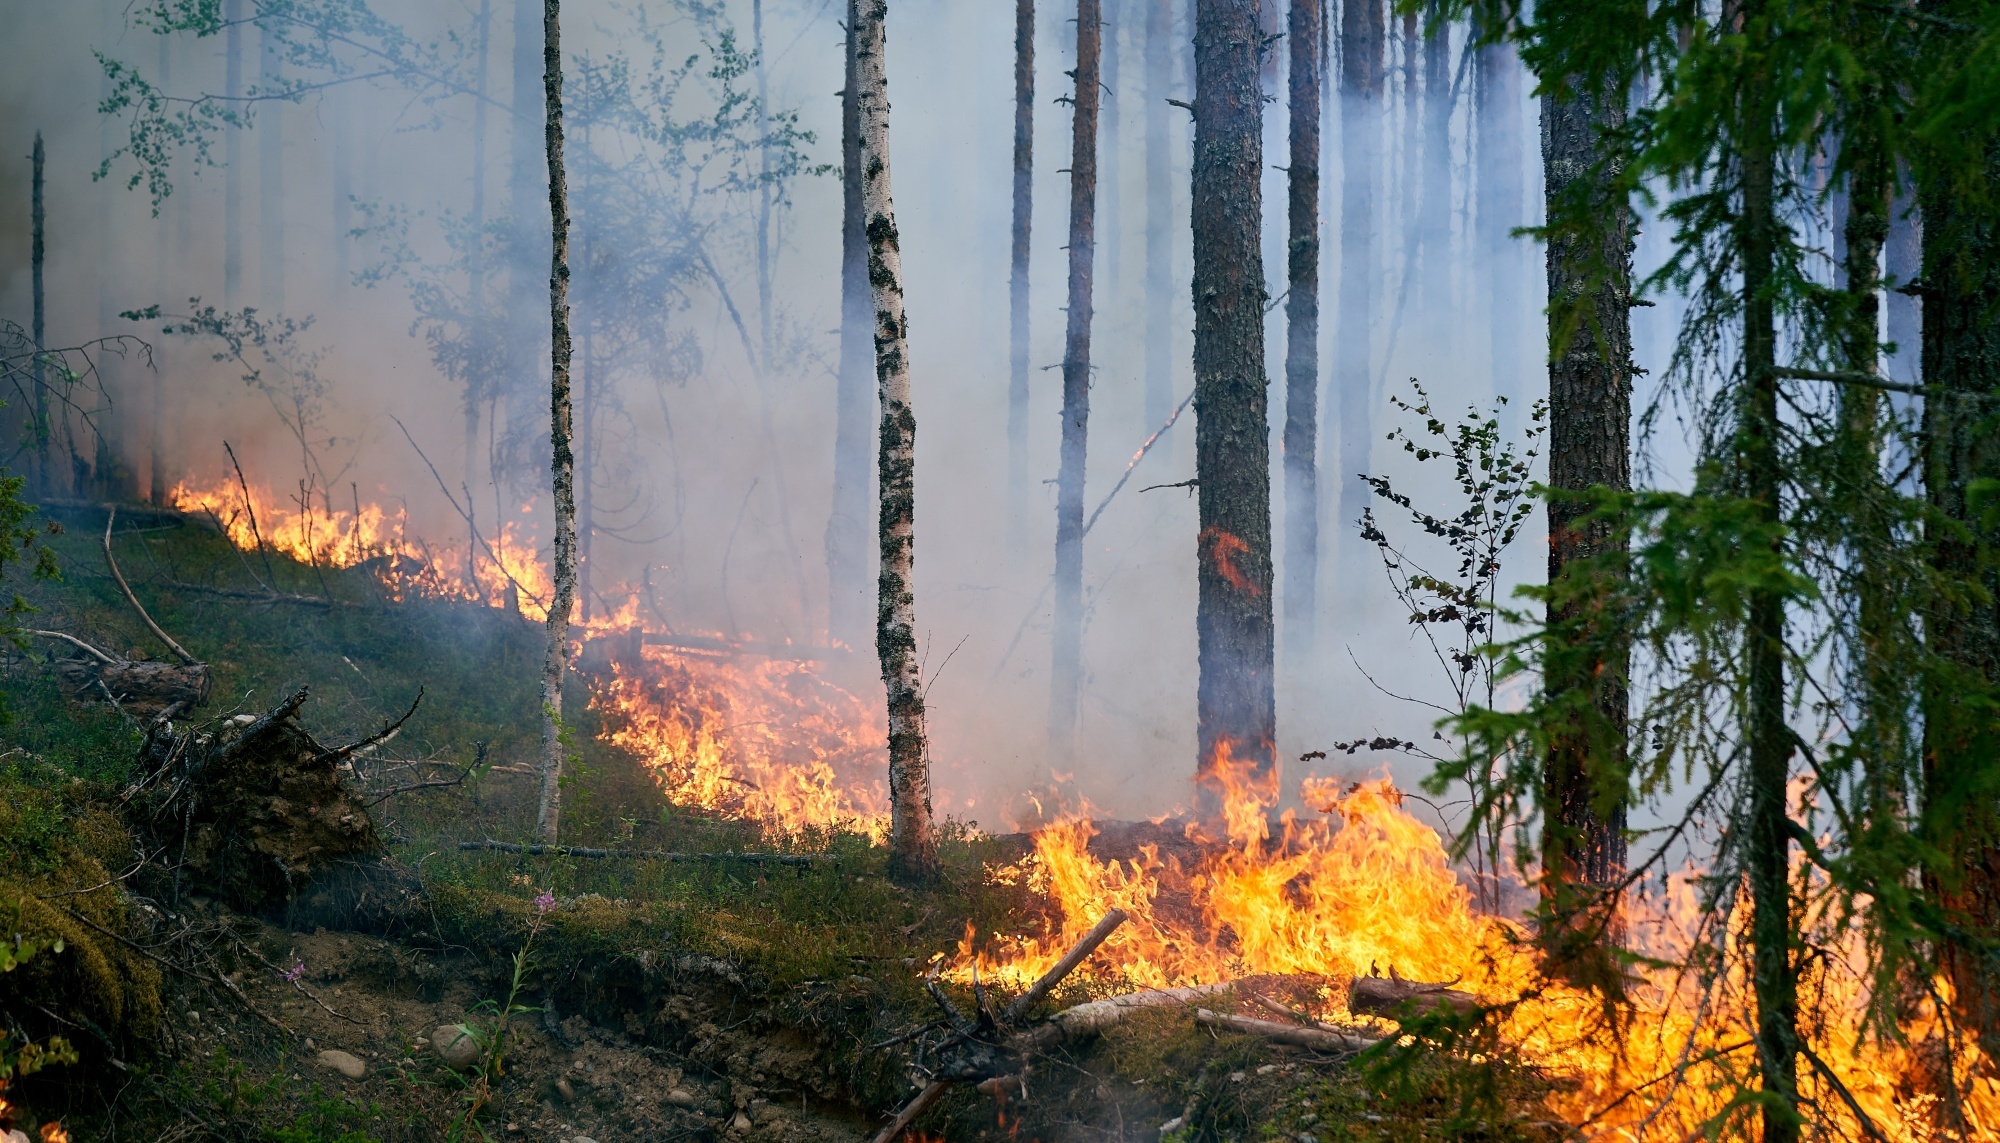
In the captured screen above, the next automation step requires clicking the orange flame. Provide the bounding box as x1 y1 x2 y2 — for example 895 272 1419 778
39 1122 70 1143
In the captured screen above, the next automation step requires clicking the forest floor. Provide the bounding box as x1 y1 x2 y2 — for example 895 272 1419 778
0 503 1553 1142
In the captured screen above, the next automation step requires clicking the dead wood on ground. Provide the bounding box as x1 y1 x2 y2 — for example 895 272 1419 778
1346 967 1480 1018
456 839 836 866
1195 1008 1380 1052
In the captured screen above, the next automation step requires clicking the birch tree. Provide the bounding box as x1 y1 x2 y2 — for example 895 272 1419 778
535 0 577 844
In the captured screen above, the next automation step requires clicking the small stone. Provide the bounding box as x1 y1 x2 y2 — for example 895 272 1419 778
432 1024 483 1070
1256 1064 1279 1075
570 1137 598 1143
316 1049 366 1080
555 1078 577 1102
666 1089 698 1109
1228 1071 1246 1083
1158 1117 1185 1136
730 1112 752 1132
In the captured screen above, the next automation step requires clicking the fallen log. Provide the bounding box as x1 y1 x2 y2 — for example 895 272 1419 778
456 839 836 866
54 656 211 719
1347 969 1480 1018
1195 1008 1380 1053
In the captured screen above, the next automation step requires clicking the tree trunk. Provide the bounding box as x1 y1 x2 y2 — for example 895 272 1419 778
1142 0 1172 446
1921 133 2000 1058
1421 5 1450 317
855 0 939 886
753 0 773 365
827 0 873 652
1335 0 1383 592
259 19 285 310
31 130 48 500
1280 0 1320 664
1007 0 1036 551
535 0 578 845
508 0 550 474
1738 13 1800 1135
1476 34 1524 413
467 0 493 581
152 36 173 505
1050 0 1103 761
1101 0 1121 302
1192 0 1275 797
1538 75 1632 969
225 0 244 305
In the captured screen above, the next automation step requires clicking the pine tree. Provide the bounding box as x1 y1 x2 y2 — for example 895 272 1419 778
1008 0 1037 550
1280 0 1322 663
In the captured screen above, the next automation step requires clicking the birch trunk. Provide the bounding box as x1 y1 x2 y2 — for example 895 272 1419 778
1007 0 1036 550
1192 0 1275 796
1050 0 1102 760
855 0 938 885
827 0 873 651
1539 75 1632 954
535 0 578 845
1280 0 1321 665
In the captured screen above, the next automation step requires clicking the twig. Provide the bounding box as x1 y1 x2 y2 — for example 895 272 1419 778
1194 1009 1379 1053
1139 478 1198 493
319 688 425 763
1801 1043 1892 1143
224 441 281 588
389 415 545 610
869 1079 950 1143
456 839 835 866
27 628 117 664
103 507 200 665
1003 909 1129 1023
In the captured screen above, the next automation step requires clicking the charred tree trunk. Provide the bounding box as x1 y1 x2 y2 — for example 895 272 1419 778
1538 75 1632 969
1336 0 1384 595
1192 0 1275 795
1143 0 1172 443
224 0 244 305
1050 0 1103 760
1280 0 1321 663
855 0 939 885
30 130 48 500
828 0 873 652
1007 0 1036 551
1921 135 2000 1057
259 19 285 310
536 0 578 845
1738 17 1800 1136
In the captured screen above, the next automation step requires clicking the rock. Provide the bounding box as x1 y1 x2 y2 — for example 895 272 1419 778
570 1137 598 1143
666 1089 698 1109
730 1112 752 1133
432 1024 483 1070
316 1049 366 1080
555 1077 577 1102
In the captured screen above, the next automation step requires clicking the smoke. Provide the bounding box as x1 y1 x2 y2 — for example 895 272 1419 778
0 0 1578 834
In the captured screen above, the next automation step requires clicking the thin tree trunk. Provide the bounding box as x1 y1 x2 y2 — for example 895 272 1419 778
225 0 243 306
1192 0 1275 797
1008 0 1036 551
1143 0 1172 443
1737 10 1800 1134
467 0 493 582
753 0 773 365
31 131 48 500
1421 5 1450 317
578 215 593 625
1050 0 1103 761
1336 0 1384 593
508 0 549 471
1399 8 1417 231
260 19 284 310
855 0 938 886
1538 75 1631 967
1280 0 1320 663
1476 33 1524 411
152 36 173 504
535 0 577 845
1101 0 1121 303
827 0 873 651
1921 132 2000 1059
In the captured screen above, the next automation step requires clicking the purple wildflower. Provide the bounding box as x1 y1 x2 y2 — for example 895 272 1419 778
533 891 555 914
281 960 306 983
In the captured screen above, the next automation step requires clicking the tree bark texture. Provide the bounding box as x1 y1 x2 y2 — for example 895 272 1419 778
1538 77 1632 947
1192 0 1275 795
31 130 48 499
1008 0 1036 549
1737 16 1801 1136
855 0 939 885
1143 0 1173 443
536 0 578 845
1050 0 1103 760
1921 134 2000 1057
1336 0 1383 592
1280 0 1321 663
828 0 875 651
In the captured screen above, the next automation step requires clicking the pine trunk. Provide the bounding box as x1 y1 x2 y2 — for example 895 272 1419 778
535 0 578 845
1007 0 1037 550
31 131 48 500
855 0 939 885
827 0 874 651
1921 133 2000 1056
1738 14 1801 1135
1335 0 1383 593
1539 75 1632 962
1192 0 1275 796
1280 0 1321 663
1050 0 1102 759
1142 0 1173 443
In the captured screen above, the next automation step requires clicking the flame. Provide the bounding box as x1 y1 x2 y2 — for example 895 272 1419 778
39 1123 69 1143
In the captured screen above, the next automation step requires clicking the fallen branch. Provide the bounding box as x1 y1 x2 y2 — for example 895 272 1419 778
28 628 117 664
319 688 424 763
455 839 836 866
1347 969 1479 1018
1195 1009 1380 1053
868 1080 950 1143
1004 908 1129 1022
103 506 200 665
